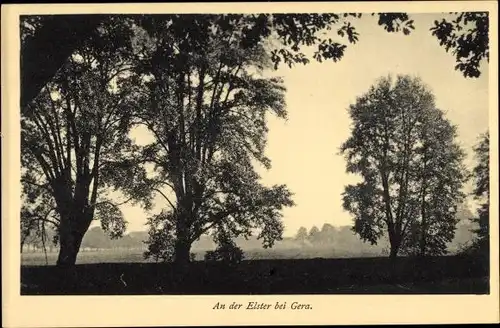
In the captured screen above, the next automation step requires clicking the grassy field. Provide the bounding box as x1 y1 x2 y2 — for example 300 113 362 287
21 247 388 266
22 249 150 266
21 252 489 295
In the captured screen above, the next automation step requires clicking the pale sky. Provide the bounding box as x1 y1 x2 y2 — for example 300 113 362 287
112 13 489 237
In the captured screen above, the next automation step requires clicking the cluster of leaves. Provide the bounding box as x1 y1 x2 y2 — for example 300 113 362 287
270 13 415 68
136 13 417 71
430 12 489 78
143 211 177 262
376 13 415 34
143 211 198 262
20 16 45 47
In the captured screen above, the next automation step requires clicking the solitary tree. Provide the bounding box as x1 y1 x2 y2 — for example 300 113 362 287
340 75 467 258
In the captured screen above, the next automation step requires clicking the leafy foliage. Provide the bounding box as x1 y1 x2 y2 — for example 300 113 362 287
340 75 468 257
134 15 298 264
20 16 45 47
467 132 489 257
376 13 415 34
20 11 489 113
430 12 489 78
143 211 177 262
204 238 244 264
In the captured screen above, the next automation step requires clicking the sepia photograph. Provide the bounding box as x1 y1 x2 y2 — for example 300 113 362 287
2 1 499 326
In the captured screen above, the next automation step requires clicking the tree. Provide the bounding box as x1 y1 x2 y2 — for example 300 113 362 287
340 75 468 258
295 226 308 244
134 15 299 266
400 107 468 257
21 18 151 266
469 131 489 257
319 223 336 245
308 226 321 244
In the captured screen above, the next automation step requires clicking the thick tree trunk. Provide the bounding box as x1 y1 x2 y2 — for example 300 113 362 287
388 232 400 260
174 238 191 266
57 239 79 266
419 231 426 257
173 202 193 267
173 228 192 289
56 214 90 266
389 245 399 259
56 229 85 266
174 214 192 265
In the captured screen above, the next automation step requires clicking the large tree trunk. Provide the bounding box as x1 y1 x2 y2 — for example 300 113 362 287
173 223 192 289
57 236 80 266
56 214 91 266
173 198 194 267
174 237 192 266
388 230 401 260
389 245 399 259
174 214 192 267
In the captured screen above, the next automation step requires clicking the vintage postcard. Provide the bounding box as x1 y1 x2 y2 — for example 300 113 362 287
2 1 499 326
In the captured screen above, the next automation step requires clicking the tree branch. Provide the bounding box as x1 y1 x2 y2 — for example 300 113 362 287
152 188 177 211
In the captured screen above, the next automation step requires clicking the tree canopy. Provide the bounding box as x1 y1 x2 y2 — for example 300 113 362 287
340 75 468 258
21 17 150 265
133 15 297 264
20 12 490 109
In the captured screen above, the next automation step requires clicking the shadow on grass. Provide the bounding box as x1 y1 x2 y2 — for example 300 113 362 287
21 255 489 295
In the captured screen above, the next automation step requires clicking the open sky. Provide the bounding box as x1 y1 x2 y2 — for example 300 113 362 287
115 13 489 237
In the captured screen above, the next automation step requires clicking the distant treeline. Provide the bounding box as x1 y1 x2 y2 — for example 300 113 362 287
22 204 476 256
